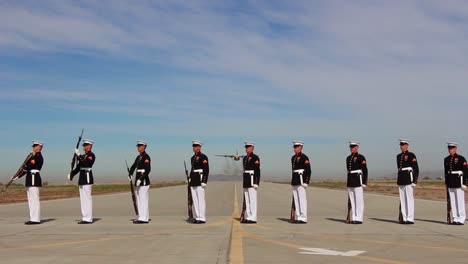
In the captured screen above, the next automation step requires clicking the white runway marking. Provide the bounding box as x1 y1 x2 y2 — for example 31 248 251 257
299 247 366 257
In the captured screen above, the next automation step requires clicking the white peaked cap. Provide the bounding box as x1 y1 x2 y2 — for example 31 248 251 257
32 140 44 146
82 139 94 145
192 140 203 146
244 141 255 147
292 140 304 147
399 139 410 145
136 140 148 146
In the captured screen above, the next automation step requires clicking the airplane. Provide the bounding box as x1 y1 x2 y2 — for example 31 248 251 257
215 150 245 161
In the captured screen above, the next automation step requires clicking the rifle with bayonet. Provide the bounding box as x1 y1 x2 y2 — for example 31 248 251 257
1 152 35 193
126 160 139 215
68 129 84 181
184 161 194 220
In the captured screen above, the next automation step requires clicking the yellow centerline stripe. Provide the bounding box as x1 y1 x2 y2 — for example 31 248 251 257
228 184 244 264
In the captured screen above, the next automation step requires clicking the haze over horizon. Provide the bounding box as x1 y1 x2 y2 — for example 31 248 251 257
1 1 468 183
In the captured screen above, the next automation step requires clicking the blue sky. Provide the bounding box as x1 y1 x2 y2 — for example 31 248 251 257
1 0 468 183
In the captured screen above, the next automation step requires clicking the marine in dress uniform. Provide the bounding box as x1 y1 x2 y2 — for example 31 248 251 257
129 140 151 224
17 140 44 225
444 142 467 225
290 141 311 224
68 139 96 224
396 139 419 224
346 141 368 224
241 141 260 224
189 140 209 224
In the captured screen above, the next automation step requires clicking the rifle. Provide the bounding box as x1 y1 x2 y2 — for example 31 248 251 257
446 187 452 224
69 129 84 180
346 196 351 224
290 196 296 223
240 195 247 222
1 152 34 193
398 203 403 224
184 161 194 220
126 160 139 215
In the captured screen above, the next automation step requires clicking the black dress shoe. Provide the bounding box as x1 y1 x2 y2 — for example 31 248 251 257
350 221 357 224
247 220 257 224
198 220 206 224
240 220 248 224
407 221 414 225
78 221 93 224
133 220 149 224
296 220 307 224
24 221 41 225
351 221 362 224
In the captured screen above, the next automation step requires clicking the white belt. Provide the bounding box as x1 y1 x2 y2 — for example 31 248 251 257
30 170 40 186
194 169 203 181
451 171 464 187
81 168 92 183
294 169 305 185
350 170 363 186
137 169 145 173
244 170 254 186
401 167 414 182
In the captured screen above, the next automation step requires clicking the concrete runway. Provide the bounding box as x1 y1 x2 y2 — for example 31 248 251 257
0 182 467 264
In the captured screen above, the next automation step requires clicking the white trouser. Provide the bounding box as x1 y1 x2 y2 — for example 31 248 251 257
292 185 307 222
449 188 466 223
399 185 415 222
244 188 258 221
79 185 93 222
348 187 364 222
190 186 206 221
136 186 150 222
26 187 40 222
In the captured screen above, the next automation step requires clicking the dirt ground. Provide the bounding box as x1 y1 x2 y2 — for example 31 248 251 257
0 182 185 204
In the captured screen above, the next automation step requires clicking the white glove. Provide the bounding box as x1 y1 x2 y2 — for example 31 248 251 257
411 183 417 187
11 176 18 181
301 184 308 188
67 174 72 181
136 179 141 186
362 184 367 188
128 175 132 182
253 184 259 189
74 148 80 156
201 183 207 188
462 185 467 190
